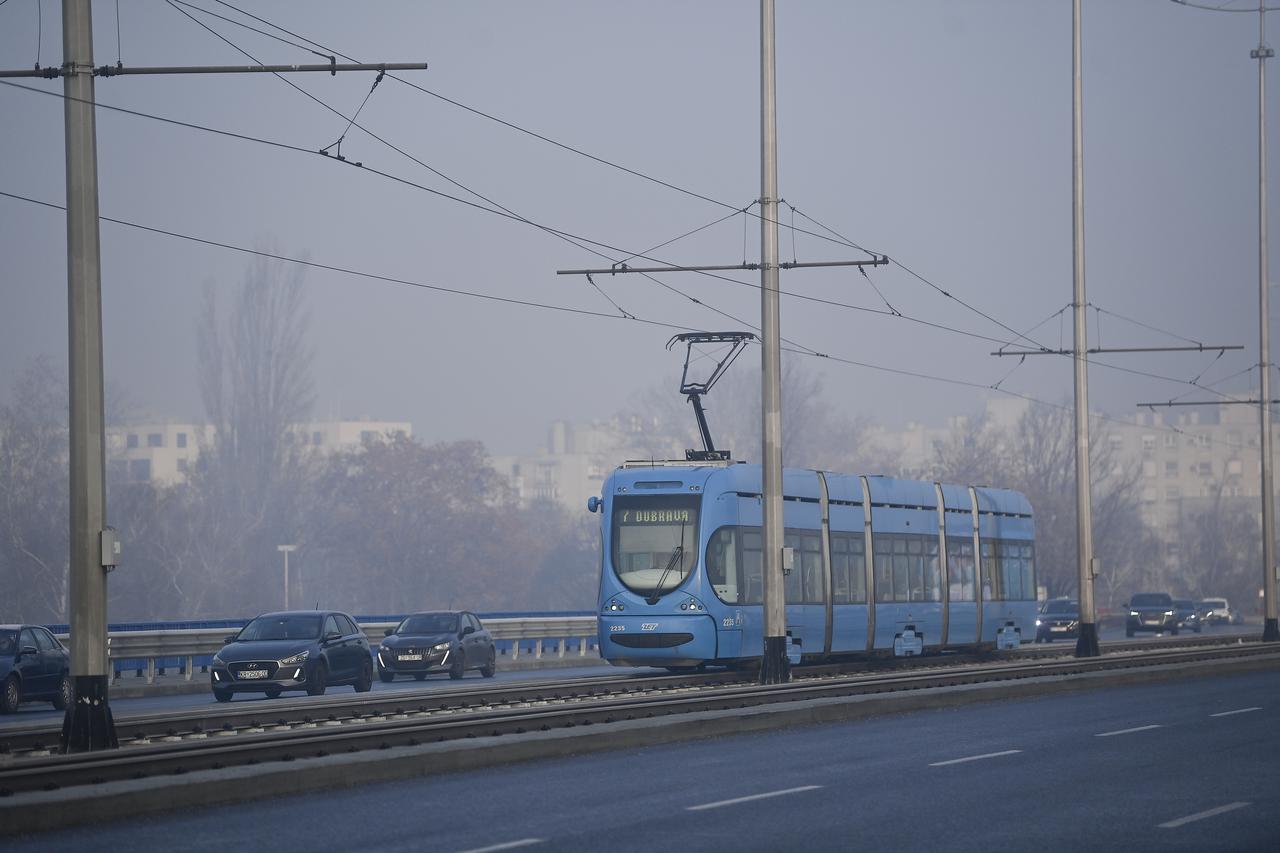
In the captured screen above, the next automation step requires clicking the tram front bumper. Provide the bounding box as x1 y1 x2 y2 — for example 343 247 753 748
599 614 718 667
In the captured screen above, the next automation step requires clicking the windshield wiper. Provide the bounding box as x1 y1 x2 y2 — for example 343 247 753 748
646 522 687 605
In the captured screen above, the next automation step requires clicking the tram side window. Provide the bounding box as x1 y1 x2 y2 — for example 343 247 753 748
873 535 893 601
982 541 999 600
997 540 1036 601
947 538 976 601
783 530 824 603
800 530 823 603
924 537 941 602
706 527 741 604
830 533 866 604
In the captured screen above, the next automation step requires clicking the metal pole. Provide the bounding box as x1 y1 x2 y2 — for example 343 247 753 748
284 549 290 610
759 0 788 683
1073 0 1100 658
1255 4 1278 641
60 0 118 751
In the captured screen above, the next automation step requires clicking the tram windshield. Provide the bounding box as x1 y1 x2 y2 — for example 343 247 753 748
611 495 700 599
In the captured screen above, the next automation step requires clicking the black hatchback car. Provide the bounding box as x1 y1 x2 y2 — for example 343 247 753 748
1035 599 1080 642
210 611 373 702
377 611 496 681
0 625 72 713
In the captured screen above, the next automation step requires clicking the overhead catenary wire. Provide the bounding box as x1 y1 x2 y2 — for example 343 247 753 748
1 75 1256 414
177 0 1219 395
0 186 1252 454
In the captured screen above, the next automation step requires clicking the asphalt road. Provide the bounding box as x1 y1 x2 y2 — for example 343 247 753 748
5 662 1275 851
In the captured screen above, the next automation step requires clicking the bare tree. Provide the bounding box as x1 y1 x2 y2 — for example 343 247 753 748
187 253 315 615
0 357 69 622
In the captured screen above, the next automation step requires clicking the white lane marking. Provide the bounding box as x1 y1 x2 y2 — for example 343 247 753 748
1210 707 1262 718
928 749 1022 767
1158 802 1252 829
687 785 822 811
455 840 545 853
1095 724 1162 738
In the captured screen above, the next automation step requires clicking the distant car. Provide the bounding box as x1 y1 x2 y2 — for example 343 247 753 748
1172 599 1202 633
377 611 496 682
210 610 373 702
1200 598 1232 625
1126 592 1178 637
1035 599 1080 642
0 625 72 714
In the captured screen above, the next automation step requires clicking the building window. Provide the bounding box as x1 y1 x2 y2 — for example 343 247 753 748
177 458 189 473
1164 461 1178 478
1109 435 1124 449
1228 459 1243 476
1197 433 1210 449
177 432 187 449
147 433 163 448
1165 486 1180 500
1142 460 1157 478
129 459 151 481
1163 433 1177 448
127 433 138 449
1197 461 1212 477
1141 435 1156 452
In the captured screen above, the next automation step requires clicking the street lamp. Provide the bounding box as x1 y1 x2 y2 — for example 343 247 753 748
277 545 297 610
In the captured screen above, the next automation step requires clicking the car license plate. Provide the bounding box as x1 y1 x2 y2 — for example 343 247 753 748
238 670 268 679
398 654 423 661
1051 626 1068 632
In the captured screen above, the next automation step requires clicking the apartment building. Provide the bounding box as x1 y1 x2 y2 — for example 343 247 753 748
107 418 411 485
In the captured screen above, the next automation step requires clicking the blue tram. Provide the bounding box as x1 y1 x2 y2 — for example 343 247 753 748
589 460 1037 669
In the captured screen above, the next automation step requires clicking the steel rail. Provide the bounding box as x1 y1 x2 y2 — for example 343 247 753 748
2 642 1274 797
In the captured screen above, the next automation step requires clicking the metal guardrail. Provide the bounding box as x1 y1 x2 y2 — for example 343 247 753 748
54 616 600 685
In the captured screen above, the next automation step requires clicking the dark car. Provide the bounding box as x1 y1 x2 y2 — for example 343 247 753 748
1126 592 1178 637
1035 599 1080 642
377 611 496 682
0 625 72 713
210 610 373 702
1172 598 1202 633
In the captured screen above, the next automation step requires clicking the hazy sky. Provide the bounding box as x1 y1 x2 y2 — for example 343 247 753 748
2 1 1276 456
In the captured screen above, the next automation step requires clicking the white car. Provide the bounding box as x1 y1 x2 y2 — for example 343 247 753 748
1200 598 1231 625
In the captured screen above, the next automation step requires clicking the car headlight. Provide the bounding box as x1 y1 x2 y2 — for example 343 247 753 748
1035 619 1042 626
1129 610 1139 617
1164 610 1174 617
279 650 310 666
432 642 451 652
212 653 224 666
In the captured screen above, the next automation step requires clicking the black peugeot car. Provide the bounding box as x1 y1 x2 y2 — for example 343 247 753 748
210 610 373 702
0 625 72 713
376 611 496 682
1125 592 1178 637
1035 599 1080 642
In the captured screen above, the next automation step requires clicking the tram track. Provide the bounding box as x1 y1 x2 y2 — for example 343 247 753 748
0 633 1247 759
2 637 1275 799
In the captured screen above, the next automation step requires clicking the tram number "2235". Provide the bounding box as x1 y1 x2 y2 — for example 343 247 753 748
610 624 660 632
